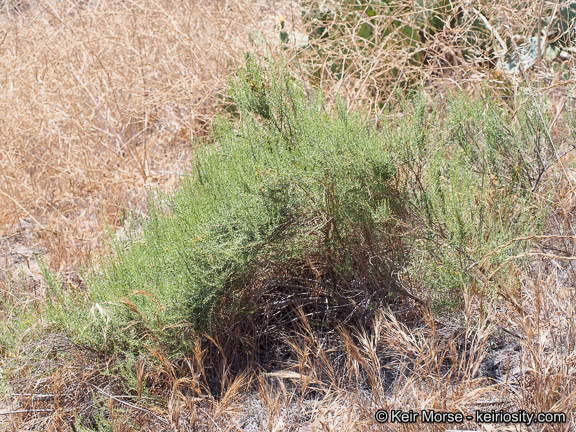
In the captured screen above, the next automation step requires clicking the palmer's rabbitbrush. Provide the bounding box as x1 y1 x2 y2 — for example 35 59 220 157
43 56 549 353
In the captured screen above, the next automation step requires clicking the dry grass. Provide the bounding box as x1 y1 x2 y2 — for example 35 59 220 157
0 0 296 277
2 0 576 431
4 272 576 431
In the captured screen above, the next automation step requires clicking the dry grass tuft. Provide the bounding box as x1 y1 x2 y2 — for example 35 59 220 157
0 0 296 277
4 256 576 430
489 155 576 431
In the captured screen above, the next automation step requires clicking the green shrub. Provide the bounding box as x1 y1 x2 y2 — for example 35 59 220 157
389 93 551 309
42 57 550 354
43 56 401 353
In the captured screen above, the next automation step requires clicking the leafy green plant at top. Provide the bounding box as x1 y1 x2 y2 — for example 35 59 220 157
278 15 309 48
502 36 546 75
296 0 576 99
298 0 497 88
390 91 551 310
550 2 576 48
500 2 576 73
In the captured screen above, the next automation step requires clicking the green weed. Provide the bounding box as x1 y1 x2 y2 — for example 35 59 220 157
41 57 551 355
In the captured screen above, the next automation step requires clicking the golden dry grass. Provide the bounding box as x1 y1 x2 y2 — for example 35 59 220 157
0 0 296 276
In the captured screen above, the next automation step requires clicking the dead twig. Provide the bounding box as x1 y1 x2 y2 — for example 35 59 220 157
0 409 54 415
90 384 169 425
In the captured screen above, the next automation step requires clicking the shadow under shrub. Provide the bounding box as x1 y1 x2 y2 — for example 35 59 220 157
42 56 550 357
